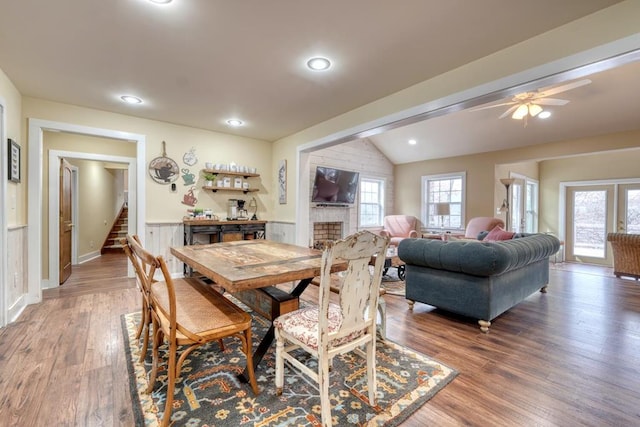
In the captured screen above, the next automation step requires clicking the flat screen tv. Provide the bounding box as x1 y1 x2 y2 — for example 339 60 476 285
311 166 360 205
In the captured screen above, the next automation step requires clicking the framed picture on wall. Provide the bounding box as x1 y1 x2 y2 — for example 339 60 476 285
278 159 287 204
8 138 20 183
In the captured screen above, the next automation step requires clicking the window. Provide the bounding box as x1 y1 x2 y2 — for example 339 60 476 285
422 172 465 229
359 178 385 227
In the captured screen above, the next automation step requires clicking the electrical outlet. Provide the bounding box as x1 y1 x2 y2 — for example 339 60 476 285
90 240 94 248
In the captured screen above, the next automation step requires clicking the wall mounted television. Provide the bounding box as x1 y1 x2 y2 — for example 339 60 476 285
311 166 360 205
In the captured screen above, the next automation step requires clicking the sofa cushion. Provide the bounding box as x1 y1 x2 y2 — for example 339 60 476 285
483 226 515 241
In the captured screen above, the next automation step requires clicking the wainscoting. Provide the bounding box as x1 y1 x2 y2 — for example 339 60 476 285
144 222 185 278
7 225 28 323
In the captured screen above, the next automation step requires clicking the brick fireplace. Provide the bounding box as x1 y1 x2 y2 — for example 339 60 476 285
309 204 355 247
312 221 343 248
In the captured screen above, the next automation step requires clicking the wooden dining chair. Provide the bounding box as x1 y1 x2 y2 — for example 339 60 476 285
121 235 154 362
274 230 389 427
124 236 259 427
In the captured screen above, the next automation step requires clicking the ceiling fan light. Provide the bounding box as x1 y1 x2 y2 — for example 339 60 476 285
512 104 529 120
528 103 543 117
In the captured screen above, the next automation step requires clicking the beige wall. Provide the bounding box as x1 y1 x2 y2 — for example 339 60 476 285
395 130 640 234
23 97 274 223
72 158 119 257
0 67 24 226
271 1 640 223
539 145 640 234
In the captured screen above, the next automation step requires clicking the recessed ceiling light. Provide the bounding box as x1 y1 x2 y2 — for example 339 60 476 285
120 95 143 104
306 57 331 71
226 119 244 127
408 139 417 145
538 111 552 119
149 0 172 4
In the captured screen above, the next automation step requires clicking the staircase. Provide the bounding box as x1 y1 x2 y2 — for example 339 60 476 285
101 205 128 254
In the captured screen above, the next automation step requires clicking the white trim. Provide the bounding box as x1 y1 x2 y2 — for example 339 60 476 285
294 40 640 247
47 150 137 289
0 97 7 327
28 119 145 302
78 250 101 264
70 164 79 265
7 294 25 324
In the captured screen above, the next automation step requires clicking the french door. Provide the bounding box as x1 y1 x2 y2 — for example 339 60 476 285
510 176 538 233
617 184 640 234
565 182 640 265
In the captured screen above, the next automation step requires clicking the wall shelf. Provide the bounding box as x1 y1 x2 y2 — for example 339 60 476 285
202 186 259 194
203 169 260 179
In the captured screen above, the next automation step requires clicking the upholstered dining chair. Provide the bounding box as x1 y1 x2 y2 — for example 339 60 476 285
380 215 418 246
123 236 259 427
274 230 389 427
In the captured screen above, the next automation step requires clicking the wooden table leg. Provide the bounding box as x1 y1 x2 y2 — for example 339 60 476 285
238 277 312 383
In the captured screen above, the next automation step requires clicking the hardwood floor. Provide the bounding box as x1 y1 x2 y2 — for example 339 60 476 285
0 255 639 426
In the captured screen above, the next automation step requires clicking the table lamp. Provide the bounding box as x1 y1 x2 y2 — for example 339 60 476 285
249 197 258 220
435 202 450 230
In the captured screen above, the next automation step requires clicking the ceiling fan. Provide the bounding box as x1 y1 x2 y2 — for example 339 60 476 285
471 78 592 124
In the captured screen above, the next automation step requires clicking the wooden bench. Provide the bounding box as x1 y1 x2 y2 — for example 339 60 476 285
232 286 299 320
194 276 300 321
310 274 387 339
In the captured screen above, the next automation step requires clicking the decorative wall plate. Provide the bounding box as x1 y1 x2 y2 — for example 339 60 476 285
149 141 179 184
183 147 197 166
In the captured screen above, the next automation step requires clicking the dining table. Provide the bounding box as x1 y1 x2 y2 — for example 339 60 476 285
170 239 348 382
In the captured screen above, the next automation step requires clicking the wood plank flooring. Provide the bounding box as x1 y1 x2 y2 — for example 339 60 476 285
0 254 639 426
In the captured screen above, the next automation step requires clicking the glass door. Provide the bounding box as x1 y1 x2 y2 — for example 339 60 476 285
565 185 614 265
617 184 640 233
509 176 538 233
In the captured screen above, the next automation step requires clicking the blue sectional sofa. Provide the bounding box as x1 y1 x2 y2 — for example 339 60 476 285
397 233 560 332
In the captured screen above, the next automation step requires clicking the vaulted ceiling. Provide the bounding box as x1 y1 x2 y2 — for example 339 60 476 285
1 0 636 164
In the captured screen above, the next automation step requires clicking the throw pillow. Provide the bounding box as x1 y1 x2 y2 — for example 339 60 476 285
483 225 515 241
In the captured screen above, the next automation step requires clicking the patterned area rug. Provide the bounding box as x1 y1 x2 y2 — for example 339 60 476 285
381 268 406 296
122 298 456 426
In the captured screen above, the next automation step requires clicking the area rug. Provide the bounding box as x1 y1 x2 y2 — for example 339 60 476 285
381 268 406 296
122 299 456 426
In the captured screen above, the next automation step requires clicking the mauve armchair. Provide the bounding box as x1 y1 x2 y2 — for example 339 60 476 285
464 217 505 239
380 215 419 246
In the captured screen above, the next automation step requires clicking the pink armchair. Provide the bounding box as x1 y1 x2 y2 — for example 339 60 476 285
380 215 419 246
464 217 505 239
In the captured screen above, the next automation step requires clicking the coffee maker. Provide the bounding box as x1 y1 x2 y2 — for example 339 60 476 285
227 199 248 220
237 199 249 219
227 199 238 220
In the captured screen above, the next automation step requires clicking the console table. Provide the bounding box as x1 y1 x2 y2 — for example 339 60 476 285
182 219 267 276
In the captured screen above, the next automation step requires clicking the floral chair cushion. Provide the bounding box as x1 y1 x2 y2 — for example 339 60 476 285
273 303 364 351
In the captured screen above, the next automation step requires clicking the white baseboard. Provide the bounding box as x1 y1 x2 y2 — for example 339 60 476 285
79 251 101 264
7 295 27 323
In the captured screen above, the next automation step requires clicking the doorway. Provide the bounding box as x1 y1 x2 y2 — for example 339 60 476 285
47 149 135 288
27 119 146 304
509 175 539 234
563 180 640 266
